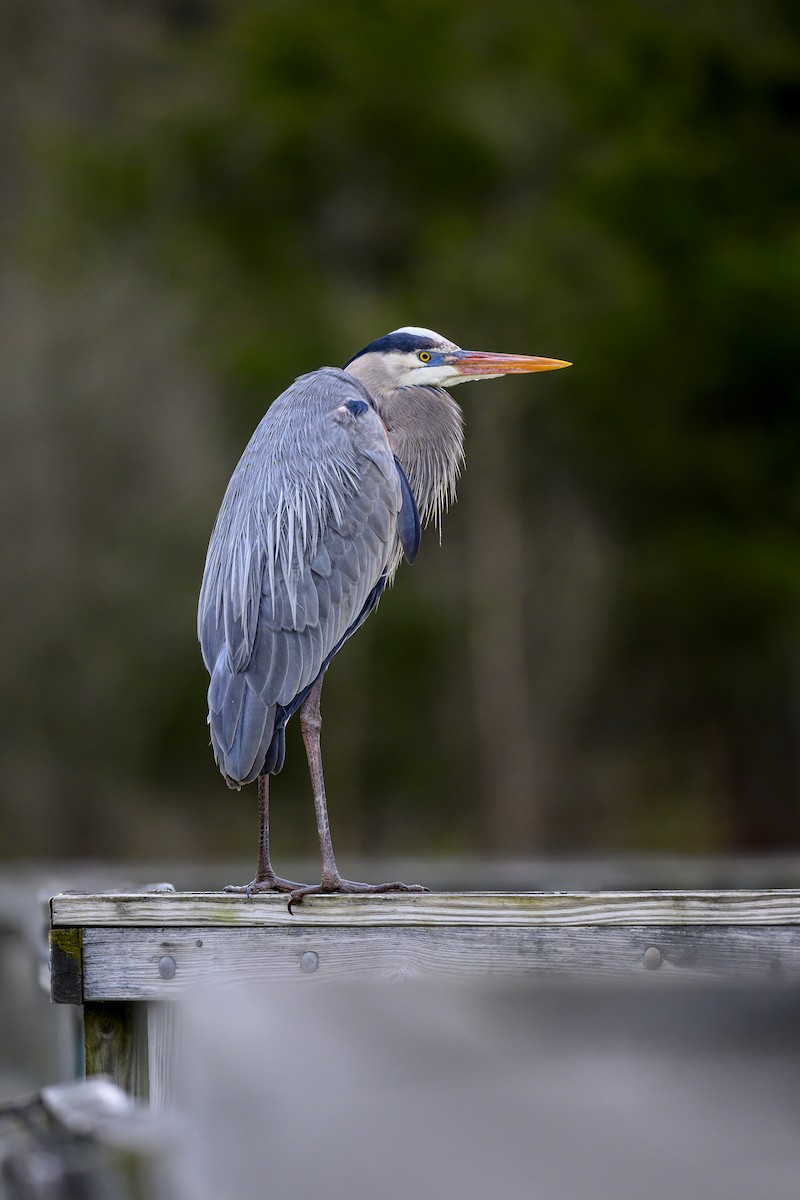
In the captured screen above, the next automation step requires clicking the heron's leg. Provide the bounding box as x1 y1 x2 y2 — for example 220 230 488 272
223 774 306 895
289 673 428 908
299 673 340 884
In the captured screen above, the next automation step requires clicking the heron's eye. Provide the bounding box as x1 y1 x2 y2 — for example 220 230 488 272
418 351 432 363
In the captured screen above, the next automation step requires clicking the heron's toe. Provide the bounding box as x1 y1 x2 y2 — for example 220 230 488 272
223 876 306 897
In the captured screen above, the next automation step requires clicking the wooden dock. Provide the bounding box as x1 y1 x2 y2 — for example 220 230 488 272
49 887 800 1103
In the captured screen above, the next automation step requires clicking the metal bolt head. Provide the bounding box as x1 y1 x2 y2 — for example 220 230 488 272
300 951 319 974
158 954 177 980
643 946 663 971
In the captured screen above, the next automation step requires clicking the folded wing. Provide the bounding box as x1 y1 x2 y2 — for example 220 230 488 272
198 369 419 787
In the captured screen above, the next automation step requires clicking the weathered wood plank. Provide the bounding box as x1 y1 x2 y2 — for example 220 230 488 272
79 925 800 997
83 1002 149 1100
49 926 83 1004
51 889 800 928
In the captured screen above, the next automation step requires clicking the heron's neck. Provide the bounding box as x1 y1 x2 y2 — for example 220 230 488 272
371 385 464 527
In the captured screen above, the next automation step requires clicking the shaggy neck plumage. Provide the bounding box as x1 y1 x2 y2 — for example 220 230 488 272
370 385 464 528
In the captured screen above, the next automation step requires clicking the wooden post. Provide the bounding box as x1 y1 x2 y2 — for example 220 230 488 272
83 1002 149 1101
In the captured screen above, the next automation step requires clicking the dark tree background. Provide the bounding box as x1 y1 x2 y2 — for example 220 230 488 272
1 0 799 862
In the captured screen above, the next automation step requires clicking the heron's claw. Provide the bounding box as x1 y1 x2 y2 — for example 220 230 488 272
287 878 429 912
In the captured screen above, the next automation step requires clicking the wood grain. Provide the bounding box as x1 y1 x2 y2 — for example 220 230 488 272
83 1002 149 1100
79 924 800 998
51 889 800 928
145 1003 176 1111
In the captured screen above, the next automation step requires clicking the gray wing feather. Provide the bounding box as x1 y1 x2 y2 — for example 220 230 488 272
315 574 331 626
207 648 229 713
310 543 332 577
247 623 274 698
328 529 361 585
367 503 393 542
198 368 403 787
298 566 319 627
261 627 290 705
326 558 344 613
276 633 305 707
237 690 272 766
219 672 246 753
304 617 325 679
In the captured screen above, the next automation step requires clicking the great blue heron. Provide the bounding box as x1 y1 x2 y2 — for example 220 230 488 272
199 327 570 902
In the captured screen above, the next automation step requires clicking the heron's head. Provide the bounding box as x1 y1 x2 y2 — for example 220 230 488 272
344 326 570 397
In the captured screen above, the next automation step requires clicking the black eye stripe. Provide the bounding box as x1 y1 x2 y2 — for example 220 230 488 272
344 332 439 366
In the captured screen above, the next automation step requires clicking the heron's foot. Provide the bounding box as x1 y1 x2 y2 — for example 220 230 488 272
224 873 307 898
287 877 429 912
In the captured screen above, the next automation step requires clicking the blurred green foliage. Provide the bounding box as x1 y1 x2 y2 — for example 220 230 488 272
2 0 800 861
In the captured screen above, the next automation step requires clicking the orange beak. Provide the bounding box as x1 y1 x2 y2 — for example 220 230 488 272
444 350 572 377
